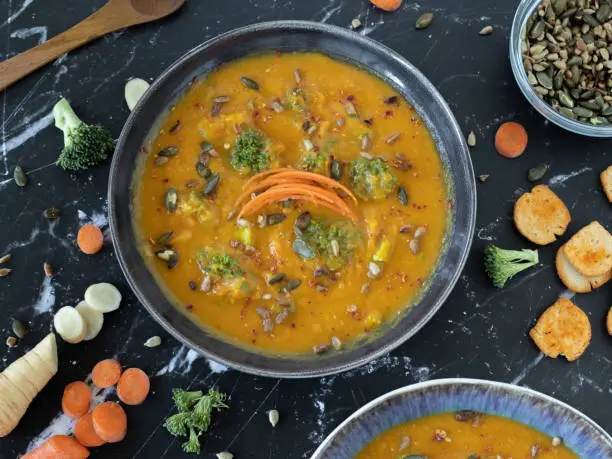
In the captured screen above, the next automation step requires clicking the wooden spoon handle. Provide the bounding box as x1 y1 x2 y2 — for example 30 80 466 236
0 1 128 92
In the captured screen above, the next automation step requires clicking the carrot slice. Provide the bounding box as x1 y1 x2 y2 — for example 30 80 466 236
74 412 106 447
269 170 357 203
117 368 150 405
91 359 122 388
23 435 90 459
62 381 92 419
242 167 294 189
77 224 104 255
495 121 528 158
370 0 402 11
92 402 127 443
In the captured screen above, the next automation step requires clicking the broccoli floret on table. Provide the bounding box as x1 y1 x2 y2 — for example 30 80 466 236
484 244 539 288
53 98 115 172
349 157 396 199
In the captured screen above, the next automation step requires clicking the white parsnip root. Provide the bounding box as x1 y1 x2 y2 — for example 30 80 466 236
0 333 58 437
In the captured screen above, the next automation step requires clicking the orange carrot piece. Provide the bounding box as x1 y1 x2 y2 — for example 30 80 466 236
77 224 104 255
62 381 92 419
74 412 106 448
92 402 127 443
242 167 294 189
370 0 402 11
91 359 122 388
495 121 528 158
23 435 90 459
117 368 150 405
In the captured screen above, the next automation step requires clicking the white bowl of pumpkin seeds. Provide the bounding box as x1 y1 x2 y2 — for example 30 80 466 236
510 0 612 137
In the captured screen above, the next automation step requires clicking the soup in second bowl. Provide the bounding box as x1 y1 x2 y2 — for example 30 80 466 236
135 52 448 354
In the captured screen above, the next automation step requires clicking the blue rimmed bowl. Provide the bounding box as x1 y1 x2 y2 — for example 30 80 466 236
311 378 612 458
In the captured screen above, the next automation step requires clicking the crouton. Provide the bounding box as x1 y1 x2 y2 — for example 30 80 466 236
556 245 611 293
564 221 612 277
514 185 570 245
600 166 612 203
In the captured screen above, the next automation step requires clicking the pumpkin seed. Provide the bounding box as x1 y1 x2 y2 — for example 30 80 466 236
384 95 399 105
189 280 196 290
303 139 314 151
455 410 478 422
399 435 411 450
313 343 330 354
331 336 342 350
397 185 408 206
213 95 230 103
350 18 362 30
154 156 169 167
264 213 287 227
201 274 212 292
330 159 343 180
268 409 280 427
169 120 181 134
216 453 234 459
164 188 178 213
409 238 421 254
536 72 553 89
591 116 609 125
294 69 302 84
43 262 54 277
144 336 161 348
43 207 61 220
573 106 594 117
267 272 286 285
256 307 271 320
158 146 179 157
281 279 301 292
467 131 476 147
0 254 11 264
6 336 17 347
344 101 357 116
532 444 540 458
552 436 563 447
155 231 173 248
360 134 372 151
11 318 27 339
414 226 426 239
479 25 493 35
558 92 574 107
415 12 434 30
293 238 315 259
596 4 611 23
528 163 549 182
385 132 401 144
478 174 490 182
13 165 26 187
314 266 329 278
295 211 311 230
240 77 259 90
156 249 178 269
203 173 220 196
367 262 381 279
275 309 289 324
211 101 223 117
330 240 340 257
0 268 11 277
275 293 295 309
196 162 211 179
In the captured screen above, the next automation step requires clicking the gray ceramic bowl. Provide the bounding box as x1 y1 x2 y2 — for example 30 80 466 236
312 378 612 458
108 21 476 378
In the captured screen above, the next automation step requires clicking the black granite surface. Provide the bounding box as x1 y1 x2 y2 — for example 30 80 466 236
0 0 610 457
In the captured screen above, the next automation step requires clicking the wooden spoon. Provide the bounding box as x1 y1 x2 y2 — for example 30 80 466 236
0 0 184 92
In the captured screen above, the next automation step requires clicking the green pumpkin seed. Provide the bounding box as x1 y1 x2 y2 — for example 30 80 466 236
583 14 600 27
536 72 553 89
385 132 401 144
240 77 259 90
13 166 26 187
479 25 493 36
155 231 173 247
590 116 609 125
0 254 11 264
11 318 27 339
528 163 549 182
397 185 408 206
156 249 178 268
211 101 223 117
467 131 476 147
558 92 574 108
527 72 538 86
330 159 343 180
282 279 301 292
267 273 286 285
579 101 599 110
559 107 576 118
259 213 286 227
530 20 545 39
596 4 611 23
144 336 161 348
43 207 61 220
158 146 179 157
267 409 280 427
200 141 213 152
313 343 330 354
573 106 594 117
203 173 220 196
196 162 211 179
164 188 178 213
293 238 315 259
602 106 612 116
415 12 434 30
295 211 311 230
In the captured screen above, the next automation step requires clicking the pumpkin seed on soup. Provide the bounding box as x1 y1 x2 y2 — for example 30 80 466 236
164 188 178 212
240 77 260 90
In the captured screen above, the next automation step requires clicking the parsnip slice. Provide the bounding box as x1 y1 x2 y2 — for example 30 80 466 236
125 78 150 111
84 283 122 313
54 306 87 344
75 301 104 341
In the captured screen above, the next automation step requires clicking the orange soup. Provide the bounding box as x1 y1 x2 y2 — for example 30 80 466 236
135 52 448 354
356 411 578 458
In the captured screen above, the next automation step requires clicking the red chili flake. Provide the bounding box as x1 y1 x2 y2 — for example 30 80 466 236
291 323 296 328
162 178 169 183
186 304 194 311
384 110 393 118
245 296 252 305
313 145 320 152
308 279 317 288
346 95 355 101
410 106 415 111
275 50 281 57
193 103 201 109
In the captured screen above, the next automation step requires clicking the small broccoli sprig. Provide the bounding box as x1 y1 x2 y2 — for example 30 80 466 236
230 128 270 174
197 251 244 278
165 388 228 454
484 244 539 288
53 98 115 172
349 157 397 200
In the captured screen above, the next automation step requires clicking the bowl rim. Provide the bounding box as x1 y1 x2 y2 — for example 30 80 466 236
311 377 612 458
108 20 476 378
509 0 612 137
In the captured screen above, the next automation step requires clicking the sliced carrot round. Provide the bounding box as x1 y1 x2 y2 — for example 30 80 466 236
62 381 92 419
91 359 122 388
370 0 402 11
74 412 106 447
117 368 150 405
23 435 90 459
92 402 127 443
77 224 104 255
495 121 528 158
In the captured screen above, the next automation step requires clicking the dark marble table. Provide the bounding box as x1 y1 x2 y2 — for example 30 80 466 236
1 0 610 457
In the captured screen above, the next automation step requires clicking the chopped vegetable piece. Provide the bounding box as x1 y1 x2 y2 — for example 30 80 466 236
349 158 397 199
165 388 228 454
300 219 358 270
62 381 91 419
53 98 115 172
84 283 122 313
230 129 270 174
91 359 122 389
495 121 528 158
75 302 104 341
22 435 90 459
369 0 402 11
484 244 539 288
117 368 150 405
74 412 106 447
92 401 127 443
54 306 87 344
77 224 104 255
124 78 150 111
